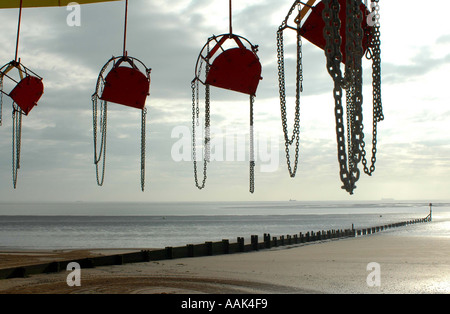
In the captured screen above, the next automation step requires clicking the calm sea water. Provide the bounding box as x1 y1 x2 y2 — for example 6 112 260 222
0 201 449 250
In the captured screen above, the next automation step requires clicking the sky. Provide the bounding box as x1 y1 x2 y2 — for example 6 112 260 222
0 0 449 204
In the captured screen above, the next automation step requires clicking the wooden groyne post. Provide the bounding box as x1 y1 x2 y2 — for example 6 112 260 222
427 203 433 222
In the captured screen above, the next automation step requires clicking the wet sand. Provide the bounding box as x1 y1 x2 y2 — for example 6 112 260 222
0 234 449 294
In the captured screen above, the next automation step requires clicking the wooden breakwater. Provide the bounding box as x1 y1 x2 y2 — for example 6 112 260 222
0 215 431 280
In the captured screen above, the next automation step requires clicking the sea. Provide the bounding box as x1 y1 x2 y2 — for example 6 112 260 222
0 201 449 250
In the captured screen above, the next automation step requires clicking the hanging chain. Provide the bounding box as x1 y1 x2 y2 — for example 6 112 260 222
191 81 210 189
346 0 364 186
192 38 258 193
323 0 382 194
92 57 150 190
141 107 147 192
323 0 358 194
192 45 211 190
92 97 107 186
92 63 108 186
361 0 383 175
370 0 382 122
140 66 151 192
0 75 3 126
277 1 302 178
249 95 255 193
12 106 22 189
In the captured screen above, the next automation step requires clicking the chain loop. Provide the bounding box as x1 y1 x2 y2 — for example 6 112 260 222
322 0 383 194
92 95 107 187
92 58 110 187
192 44 210 190
323 0 357 194
277 1 302 178
361 0 383 175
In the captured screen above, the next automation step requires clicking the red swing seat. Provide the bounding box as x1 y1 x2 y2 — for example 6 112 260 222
9 75 44 115
205 46 262 96
196 34 262 97
100 64 150 110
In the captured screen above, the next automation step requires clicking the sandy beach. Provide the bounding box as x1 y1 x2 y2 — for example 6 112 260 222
0 233 449 294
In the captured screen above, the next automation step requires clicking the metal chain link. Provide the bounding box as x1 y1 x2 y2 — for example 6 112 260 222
12 106 22 189
346 0 364 184
140 66 151 192
92 61 109 187
249 95 255 193
323 0 383 194
141 107 147 192
323 0 358 194
0 75 3 126
361 0 383 175
191 46 211 190
277 1 302 178
92 96 107 187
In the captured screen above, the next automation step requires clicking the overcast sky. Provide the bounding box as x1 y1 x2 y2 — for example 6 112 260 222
0 0 449 203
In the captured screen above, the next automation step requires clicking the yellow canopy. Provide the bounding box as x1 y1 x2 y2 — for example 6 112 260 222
0 0 122 9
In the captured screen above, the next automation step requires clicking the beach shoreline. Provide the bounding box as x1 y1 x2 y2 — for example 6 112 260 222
0 233 449 294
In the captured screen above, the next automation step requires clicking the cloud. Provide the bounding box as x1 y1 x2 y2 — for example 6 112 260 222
1 0 450 202
383 51 450 84
436 34 450 44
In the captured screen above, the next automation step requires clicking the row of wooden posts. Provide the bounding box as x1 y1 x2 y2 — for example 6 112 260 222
0 215 431 280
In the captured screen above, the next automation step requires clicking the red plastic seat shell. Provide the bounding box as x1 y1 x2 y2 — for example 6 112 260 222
9 76 44 115
205 47 262 96
100 66 150 110
300 0 372 64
